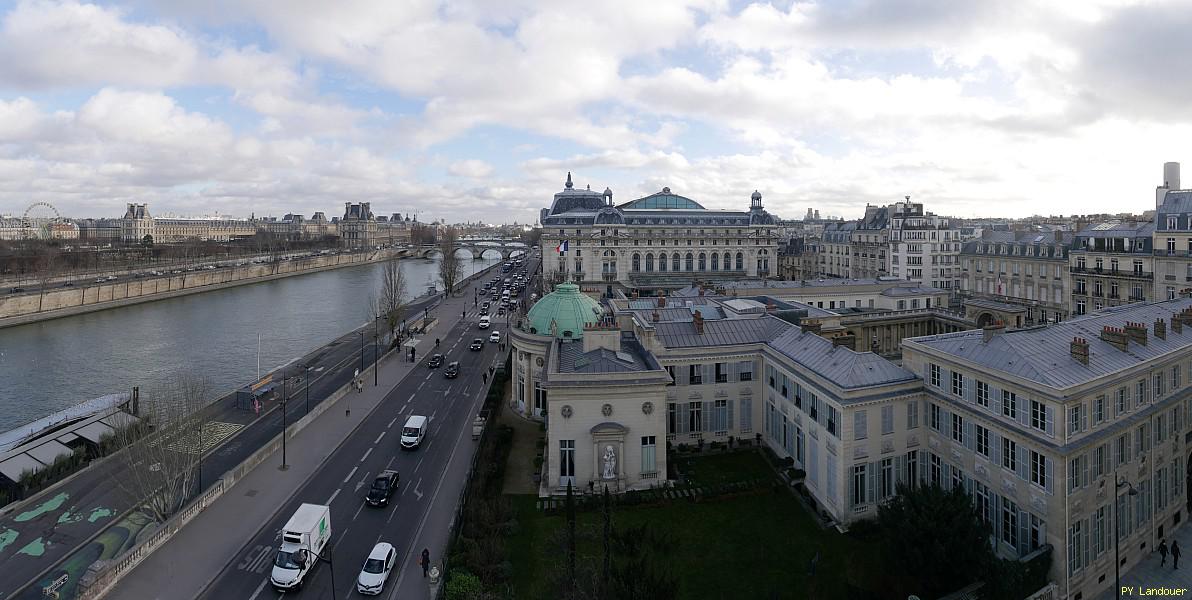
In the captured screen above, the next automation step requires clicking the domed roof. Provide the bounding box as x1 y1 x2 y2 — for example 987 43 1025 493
526 283 603 339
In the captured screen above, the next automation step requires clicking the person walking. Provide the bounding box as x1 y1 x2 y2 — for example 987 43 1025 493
420 548 431 577
1174 541 1182 570
1159 539 1169 566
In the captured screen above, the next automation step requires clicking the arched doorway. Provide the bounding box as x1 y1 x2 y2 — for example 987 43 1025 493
976 312 995 328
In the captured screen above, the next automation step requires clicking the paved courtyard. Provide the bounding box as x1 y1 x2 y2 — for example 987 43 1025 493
1113 522 1192 599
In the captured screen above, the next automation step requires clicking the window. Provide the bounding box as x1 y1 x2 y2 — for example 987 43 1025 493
976 381 989 408
1068 521 1084 575
738 361 753 382
559 440 575 483
1116 433 1129 466
1030 450 1047 488
1069 455 1085 491
951 371 964 397
1002 390 1017 419
1136 423 1150 455
689 364 702 385
907 451 919 485
1094 395 1105 424
688 401 702 432
929 364 941 387
881 406 894 435
1094 506 1108 557
1003 438 1018 471
952 414 964 444
665 366 675 386
1002 500 1019 546
880 458 894 499
930 453 942 486
930 403 942 431
714 362 727 383
907 401 918 429
1116 387 1128 415
1093 444 1106 479
641 436 657 474
975 425 989 457
1068 404 1086 435
854 410 868 440
1137 379 1148 406
1030 400 1046 431
827 406 839 436
975 482 991 525
852 464 867 506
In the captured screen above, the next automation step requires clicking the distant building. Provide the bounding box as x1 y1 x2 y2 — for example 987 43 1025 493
959 230 1071 326
340 202 377 248
1069 221 1155 316
539 173 780 294
888 200 962 290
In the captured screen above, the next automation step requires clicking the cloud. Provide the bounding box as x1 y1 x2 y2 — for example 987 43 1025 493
448 159 494 178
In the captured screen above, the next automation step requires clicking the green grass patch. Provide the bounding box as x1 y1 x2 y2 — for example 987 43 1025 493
672 450 776 488
507 453 885 600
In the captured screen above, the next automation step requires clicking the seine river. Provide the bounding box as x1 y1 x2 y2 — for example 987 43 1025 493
0 252 506 432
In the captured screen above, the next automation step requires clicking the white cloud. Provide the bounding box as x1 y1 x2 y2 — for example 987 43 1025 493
448 159 494 178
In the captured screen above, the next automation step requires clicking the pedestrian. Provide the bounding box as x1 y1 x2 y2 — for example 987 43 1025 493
421 548 431 577
1174 541 1182 570
1160 539 1169 566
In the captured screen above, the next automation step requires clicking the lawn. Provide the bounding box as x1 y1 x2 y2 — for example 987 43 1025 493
506 451 885 600
671 448 777 487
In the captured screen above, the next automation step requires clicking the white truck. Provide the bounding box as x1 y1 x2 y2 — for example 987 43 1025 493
270 503 332 591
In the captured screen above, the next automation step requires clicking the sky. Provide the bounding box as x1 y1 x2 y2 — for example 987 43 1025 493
0 0 1190 224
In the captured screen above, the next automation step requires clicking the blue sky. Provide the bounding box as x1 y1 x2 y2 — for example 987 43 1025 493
0 0 1191 224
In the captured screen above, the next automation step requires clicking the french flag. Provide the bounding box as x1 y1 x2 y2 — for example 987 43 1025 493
556 240 569 254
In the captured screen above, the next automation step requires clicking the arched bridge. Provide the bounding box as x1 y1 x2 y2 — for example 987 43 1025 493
397 243 529 260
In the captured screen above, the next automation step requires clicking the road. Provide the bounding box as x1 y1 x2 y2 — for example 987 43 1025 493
0 289 445 600
198 255 537 600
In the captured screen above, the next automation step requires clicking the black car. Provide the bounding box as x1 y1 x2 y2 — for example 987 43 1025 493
445 361 460 378
469 338 484 351
428 354 444 368
365 470 400 506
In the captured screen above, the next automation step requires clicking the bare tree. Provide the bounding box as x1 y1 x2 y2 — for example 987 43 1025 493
379 255 407 346
35 247 57 312
111 376 210 524
437 227 462 297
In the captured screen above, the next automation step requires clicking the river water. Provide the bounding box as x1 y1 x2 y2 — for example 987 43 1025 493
0 252 508 432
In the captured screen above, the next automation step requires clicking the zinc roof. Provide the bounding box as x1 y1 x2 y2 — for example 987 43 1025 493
768 327 917 389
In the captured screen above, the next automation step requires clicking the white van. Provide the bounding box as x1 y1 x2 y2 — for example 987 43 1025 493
400 415 427 450
478 316 491 329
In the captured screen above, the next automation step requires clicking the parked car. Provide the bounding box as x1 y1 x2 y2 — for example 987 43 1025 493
364 470 400 507
444 361 460 378
489 330 501 343
427 354 444 368
105 275 117 281
356 542 397 595
94 278 105 283
469 338 484 351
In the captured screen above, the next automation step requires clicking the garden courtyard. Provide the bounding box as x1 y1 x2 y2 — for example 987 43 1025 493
502 446 888 600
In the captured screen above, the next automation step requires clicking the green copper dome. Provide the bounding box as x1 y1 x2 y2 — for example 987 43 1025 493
526 283 603 338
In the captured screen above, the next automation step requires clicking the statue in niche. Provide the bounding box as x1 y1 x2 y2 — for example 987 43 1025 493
602 445 617 480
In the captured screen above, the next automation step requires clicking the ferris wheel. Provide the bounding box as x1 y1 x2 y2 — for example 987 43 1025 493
21 202 62 240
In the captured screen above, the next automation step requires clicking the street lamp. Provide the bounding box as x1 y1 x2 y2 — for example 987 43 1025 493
1115 474 1139 599
280 371 289 471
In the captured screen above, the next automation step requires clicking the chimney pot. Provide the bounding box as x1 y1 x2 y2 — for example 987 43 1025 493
1155 318 1167 340
1070 336 1090 366
693 311 704 334
982 320 1006 343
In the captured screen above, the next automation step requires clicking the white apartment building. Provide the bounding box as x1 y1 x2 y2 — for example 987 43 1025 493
888 200 962 290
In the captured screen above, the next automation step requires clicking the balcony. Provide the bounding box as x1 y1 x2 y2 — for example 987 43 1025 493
1069 266 1152 279
601 273 617 282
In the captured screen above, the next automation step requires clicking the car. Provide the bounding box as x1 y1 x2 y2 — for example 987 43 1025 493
8 287 23 293
497 307 505 316
61 281 73 287
171 270 182 274
479 308 489 316
489 330 501 343
356 542 397 595
444 361 460 378
105 275 117 281
469 338 484 351
482 301 491 310
365 470 400 507
478 316 490 329
94 278 105 283
427 354 444 368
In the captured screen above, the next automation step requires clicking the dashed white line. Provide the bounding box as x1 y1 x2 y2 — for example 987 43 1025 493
414 456 424 473
361 447 373 462
247 578 268 600
387 417 397 428
352 502 366 522
344 466 358 483
326 488 341 505
374 431 385 444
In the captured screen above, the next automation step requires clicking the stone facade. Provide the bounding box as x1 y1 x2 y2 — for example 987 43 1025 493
959 230 1072 326
1069 221 1155 316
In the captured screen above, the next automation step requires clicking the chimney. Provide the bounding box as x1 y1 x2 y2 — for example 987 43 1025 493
1053 230 1064 244
583 322 621 354
1070 337 1090 366
1154 318 1167 340
1124 321 1147 346
693 311 705 334
766 301 777 314
1174 313 1184 334
698 286 705 297
1181 288 1192 299
651 310 660 323
631 290 639 299
801 321 822 335
831 334 856 350
1100 326 1129 352
982 320 1005 343
657 296 666 308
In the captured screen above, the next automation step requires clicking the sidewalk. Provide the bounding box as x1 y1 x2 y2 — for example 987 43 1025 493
105 276 490 600
1112 521 1192 599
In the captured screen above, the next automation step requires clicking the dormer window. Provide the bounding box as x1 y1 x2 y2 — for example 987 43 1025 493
1169 216 1178 230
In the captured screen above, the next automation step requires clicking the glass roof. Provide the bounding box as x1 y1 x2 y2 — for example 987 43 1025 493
619 193 706 210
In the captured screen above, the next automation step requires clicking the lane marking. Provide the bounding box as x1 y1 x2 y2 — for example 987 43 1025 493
344 466 358 483
374 431 385 444
360 448 372 462
387 417 396 429
326 488 341 505
414 456 424 473
247 578 269 600
352 502 365 522
413 478 424 501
